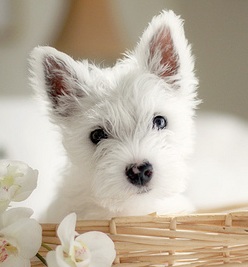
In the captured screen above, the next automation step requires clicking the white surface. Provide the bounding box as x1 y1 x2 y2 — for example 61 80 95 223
0 97 66 219
187 112 248 211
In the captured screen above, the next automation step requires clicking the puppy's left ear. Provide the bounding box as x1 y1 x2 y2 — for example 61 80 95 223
29 46 87 118
135 10 196 88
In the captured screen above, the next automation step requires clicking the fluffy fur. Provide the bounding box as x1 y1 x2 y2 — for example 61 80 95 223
29 10 199 222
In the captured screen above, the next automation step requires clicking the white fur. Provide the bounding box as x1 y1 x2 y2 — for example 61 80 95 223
29 10 199 222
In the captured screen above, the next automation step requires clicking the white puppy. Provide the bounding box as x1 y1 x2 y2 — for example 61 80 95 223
30 10 199 221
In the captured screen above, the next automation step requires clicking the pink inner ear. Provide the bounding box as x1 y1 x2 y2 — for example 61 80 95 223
149 27 179 77
44 57 71 102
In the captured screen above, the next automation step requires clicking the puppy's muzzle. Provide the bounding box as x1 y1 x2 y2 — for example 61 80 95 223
125 162 153 186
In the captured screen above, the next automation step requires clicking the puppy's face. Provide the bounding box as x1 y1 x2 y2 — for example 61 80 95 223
30 11 198 213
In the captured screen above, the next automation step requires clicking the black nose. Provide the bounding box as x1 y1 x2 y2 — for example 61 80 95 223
125 162 153 186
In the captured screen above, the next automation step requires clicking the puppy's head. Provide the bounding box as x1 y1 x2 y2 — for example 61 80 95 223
30 10 199 214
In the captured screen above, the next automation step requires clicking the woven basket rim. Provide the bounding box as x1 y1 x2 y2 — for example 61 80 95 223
32 210 248 267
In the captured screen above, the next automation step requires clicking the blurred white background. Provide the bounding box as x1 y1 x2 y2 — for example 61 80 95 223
0 0 247 219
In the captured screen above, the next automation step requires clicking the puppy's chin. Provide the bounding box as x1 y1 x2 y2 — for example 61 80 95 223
96 191 193 217
93 185 179 216
95 190 153 215
137 186 152 194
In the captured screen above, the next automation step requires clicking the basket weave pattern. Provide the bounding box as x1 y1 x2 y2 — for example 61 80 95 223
32 211 248 266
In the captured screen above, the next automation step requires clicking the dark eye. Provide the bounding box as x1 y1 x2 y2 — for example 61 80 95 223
90 128 108 144
153 115 167 130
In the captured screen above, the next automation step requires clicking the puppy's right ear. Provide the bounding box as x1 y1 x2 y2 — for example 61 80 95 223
29 46 85 118
134 10 197 92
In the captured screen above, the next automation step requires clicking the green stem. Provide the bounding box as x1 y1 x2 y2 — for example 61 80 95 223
36 252 47 266
41 242 53 251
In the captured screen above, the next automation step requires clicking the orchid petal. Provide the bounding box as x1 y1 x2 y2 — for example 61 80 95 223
13 168 38 202
69 239 91 267
0 218 42 259
76 232 116 267
47 249 65 267
57 213 77 253
0 207 33 229
50 214 115 267
0 160 38 204
0 201 9 213
1 254 30 267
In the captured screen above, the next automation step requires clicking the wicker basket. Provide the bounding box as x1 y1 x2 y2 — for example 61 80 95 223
31 211 248 267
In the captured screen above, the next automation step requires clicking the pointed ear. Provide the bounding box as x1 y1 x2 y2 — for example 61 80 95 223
29 46 85 117
135 10 196 87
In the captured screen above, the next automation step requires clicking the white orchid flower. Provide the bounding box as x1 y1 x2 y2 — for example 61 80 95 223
0 207 42 266
0 160 38 211
46 213 116 267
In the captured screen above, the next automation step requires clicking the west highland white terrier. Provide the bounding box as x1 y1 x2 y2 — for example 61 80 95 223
30 10 199 222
